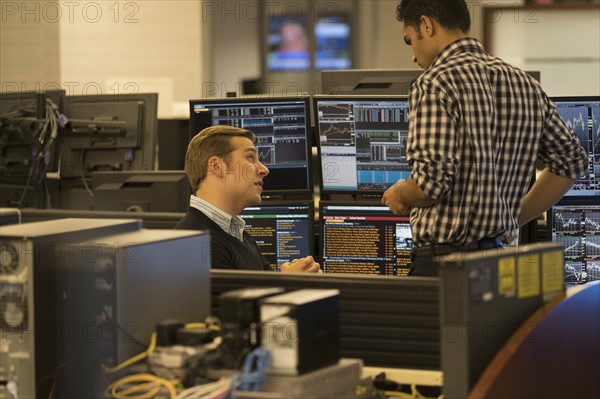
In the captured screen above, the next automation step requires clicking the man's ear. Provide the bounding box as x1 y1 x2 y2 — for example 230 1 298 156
420 15 435 38
207 156 224 179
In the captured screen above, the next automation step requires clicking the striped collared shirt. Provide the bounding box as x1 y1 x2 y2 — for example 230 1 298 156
189 195 246 242
407 37 588 247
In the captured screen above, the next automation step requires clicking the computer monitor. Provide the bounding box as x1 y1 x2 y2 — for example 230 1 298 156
0 90 65 208
58 93 158 179
547 198 600 285
320 69 423 95
314 95 410 194
320 69 540 95
314 14 351 70
240 202 314 271
210 269 440 370
189 96 313 195
266 15 310 71
551 96 600 197
320 202 413 276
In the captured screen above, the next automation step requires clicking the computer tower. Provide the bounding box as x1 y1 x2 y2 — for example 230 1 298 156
0 218 142 399
58 228 211 397
437 242 565 398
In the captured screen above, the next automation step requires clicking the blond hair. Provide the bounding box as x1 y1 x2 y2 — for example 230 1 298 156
185 125 255 191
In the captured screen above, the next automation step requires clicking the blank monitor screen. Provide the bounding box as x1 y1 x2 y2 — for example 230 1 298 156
240 202 314 271
189 96 313 194
547 200 600 285
320 202 413 276
314 95 410 194
552 96 600 197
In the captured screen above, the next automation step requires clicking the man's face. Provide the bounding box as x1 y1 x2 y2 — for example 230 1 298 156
222 136 270 209
402 23 435 70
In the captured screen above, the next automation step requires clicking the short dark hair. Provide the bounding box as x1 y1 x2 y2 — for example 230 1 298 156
396 0 471 33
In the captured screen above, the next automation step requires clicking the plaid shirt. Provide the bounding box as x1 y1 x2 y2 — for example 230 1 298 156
407 38 588 247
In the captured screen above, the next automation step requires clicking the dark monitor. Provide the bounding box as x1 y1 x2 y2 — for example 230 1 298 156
314 14 351 70
321 69 423 95
551 96 600 197
314 95 410 194
320 202 413 276
320 69 540 95
240 202 314 271
211 269 440 370
157 118 189 170
547 198 600 286
189 96 313 195
59 93 158 179
59 171 190 213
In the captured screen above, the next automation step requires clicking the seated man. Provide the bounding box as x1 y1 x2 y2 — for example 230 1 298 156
175 125 320 273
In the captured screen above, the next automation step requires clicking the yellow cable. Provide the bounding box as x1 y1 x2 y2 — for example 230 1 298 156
107 373 177 399
105 332 157 373
185 322 220 331
384 391 413 398
411 384 425 399
116 381 161 398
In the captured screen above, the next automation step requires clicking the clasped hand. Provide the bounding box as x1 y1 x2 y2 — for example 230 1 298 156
280 256 321 273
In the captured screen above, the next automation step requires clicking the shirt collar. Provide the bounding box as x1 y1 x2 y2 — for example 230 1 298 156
429 37 486 70
189 195 246 241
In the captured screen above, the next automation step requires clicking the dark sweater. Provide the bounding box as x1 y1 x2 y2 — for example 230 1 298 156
174 207 272 271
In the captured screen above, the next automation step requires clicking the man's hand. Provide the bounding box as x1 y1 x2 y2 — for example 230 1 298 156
382 179 411 215
280 256 321 273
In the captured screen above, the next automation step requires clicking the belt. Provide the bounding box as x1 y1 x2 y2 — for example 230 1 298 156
412 237 503 259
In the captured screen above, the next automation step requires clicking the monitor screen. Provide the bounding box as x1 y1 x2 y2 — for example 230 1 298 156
240 202 314 271
266 16 310 71
189 96 313 194
59 93 158 179
547 200 600 285
320 202 413 276
314 95 410 194
314 15 351 70
552 96 600 197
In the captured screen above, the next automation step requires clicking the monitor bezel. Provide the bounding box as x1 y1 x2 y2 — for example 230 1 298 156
188 95 314 196
313 94 410 196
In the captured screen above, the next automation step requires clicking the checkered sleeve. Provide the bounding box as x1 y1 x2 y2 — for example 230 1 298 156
407 80 459 201
537 97 589 179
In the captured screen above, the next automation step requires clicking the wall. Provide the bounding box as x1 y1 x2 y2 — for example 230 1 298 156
1 0 203 117
0 1 61 91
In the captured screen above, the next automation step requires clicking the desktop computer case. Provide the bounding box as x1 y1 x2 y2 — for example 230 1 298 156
0 218 142 399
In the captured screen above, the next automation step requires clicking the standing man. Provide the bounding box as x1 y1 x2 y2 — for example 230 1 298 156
175 125 320 273
382 0 588 276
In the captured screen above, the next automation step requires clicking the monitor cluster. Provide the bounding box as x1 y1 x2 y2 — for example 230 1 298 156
548 96 600 285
